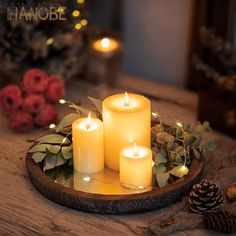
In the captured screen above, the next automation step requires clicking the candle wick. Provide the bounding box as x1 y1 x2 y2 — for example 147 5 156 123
133 140 139 157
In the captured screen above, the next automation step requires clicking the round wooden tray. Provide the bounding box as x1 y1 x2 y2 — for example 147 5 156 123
25 152 204 214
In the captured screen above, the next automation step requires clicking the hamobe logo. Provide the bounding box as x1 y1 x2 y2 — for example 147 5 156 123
6 1 66 21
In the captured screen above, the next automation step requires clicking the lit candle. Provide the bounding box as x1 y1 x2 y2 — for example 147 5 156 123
103 93 151 171
120 141 152 189
92 37 120 54
72 112 104 174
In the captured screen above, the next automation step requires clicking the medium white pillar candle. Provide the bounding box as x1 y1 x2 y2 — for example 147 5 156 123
120 142 152 188
72 113 104 174
103 92 151 171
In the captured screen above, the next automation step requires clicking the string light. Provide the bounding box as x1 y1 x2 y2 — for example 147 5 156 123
83 176 91 182
75 23 82 30
49 124 56 129
81 19 88 26
57 7 65 13
59 99 66 104
46 38 54 46
152 112 159 118
72 10 80 17
77 0 85 4
181 165 187 171
138 186 144 189
176 122 183 127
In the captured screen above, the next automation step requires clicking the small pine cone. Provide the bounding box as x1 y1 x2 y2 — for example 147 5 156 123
204 210 236 234
189 179 224 214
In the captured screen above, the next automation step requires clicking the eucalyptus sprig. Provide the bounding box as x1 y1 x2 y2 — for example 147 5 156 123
27 97 102 171
151 120 215 188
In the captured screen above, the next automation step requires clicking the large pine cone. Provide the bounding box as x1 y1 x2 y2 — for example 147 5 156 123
204 210 236 234
189 179 224 214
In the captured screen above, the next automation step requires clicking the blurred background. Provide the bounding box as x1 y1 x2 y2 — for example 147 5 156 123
1 0 236 89
0 0 236 136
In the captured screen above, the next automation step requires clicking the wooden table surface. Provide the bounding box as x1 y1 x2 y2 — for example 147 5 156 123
0 76 235 236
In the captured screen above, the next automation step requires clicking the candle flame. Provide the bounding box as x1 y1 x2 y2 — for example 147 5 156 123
86 112 92 129
124 92 130 107
101 38 110 48
132 140 139 157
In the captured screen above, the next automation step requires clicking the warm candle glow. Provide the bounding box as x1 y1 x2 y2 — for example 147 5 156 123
72 117 104 174
124 92 130 108
103 93 151 171
101 38 110 48
86 112 92 130
120 145 152 188
92 37 120 53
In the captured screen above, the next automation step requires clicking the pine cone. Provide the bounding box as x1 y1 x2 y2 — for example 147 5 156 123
204 210 236 234
189 179 224 214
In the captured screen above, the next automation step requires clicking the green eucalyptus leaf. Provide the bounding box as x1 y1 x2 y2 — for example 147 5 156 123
156 132 175 144
206 140 216 151
154 152 167 164
55 153 68 167
156 172 169 188
203 121 211 132
68 159 73 166
192 136 202 148
169 165 189 177
195 124 205 134
56 113 79 132
175 146 185 156
32 152 46 163
152 164 158 186
44 151 57 171
62 146 73 160
48 145 61 154
88 96 102 114
152 124 164 134
28 144 52 153
156 163 166 173
176 126 183 138
37 134 70 145
192 148 201 160
69 104 96 117
187 135 196 146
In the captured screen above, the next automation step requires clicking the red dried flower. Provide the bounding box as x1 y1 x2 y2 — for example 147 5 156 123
22 94 45 115
34 103 58 127
23 69 48 93
0 85 22 113
9 111 33 133
46 75 65 102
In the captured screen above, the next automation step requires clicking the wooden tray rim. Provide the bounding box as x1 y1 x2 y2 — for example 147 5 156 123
25 151 204 214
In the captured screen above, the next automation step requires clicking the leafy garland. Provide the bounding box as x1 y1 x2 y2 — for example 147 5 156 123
28 97 215 188
151 120 215 187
